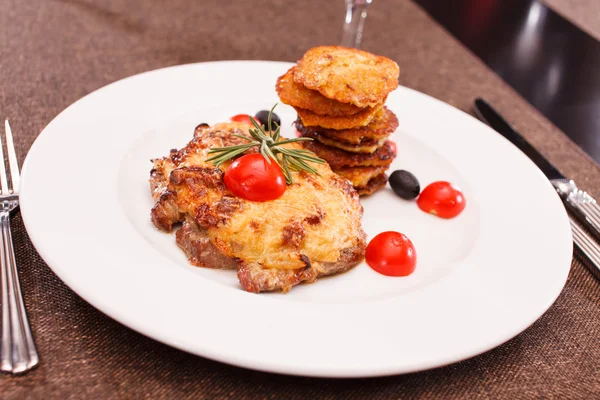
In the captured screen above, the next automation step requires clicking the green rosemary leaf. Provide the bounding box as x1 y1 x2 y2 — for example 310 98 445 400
263 144 282 169
231 134 256 142
276 147 326 164
272 137 313 146
260 141 271 164
205 149 243 165
287 157 307 173
207 104 326 184
258 128 272 143
250 116 272 142
205 146 249 166
267 104 277 133
247 128 260 142
272 123 281 142
294 154 327 164
208 143 255 152
249 115 262 131
281 154 293 184
287 157 319 175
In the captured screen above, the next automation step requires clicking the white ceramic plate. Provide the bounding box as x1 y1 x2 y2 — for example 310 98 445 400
20 61 572 377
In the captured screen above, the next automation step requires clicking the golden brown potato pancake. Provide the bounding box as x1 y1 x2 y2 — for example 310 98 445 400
355 173 388 196
334 166 388 188
303 140 396 169
295 107 398 153
301 131 385 153
295 104 383 130
315 107 398 143
276 67 365 116
294 46 399 108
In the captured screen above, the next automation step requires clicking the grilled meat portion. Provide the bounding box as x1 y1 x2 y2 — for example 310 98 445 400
150 122 366 293
176 218 239 270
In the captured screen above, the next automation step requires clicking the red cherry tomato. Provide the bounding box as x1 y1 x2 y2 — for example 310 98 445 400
389 141 397 155
224 154 286 202
417 181 466 219
230 114 257 125
366 231 417 276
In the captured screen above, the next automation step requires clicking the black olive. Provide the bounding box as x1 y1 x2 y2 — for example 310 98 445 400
255 110 281 129
389 170 420 200
195 123 209 132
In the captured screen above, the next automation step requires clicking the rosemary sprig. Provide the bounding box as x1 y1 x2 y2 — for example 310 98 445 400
205 104 326 184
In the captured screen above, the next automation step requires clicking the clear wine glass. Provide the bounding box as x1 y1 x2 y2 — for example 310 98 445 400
341 0 373 49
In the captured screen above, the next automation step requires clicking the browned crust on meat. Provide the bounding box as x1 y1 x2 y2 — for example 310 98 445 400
151 191 182 231
238 258 317 293
151 166 231 232
192 121 252 141
294 107 398 146
276 67 365 116
196 196 243 229
294 104 383 130
303 140 396 169
172 123 255 168
293 46 399 108
334 166 388 188
297 169 323 190
176 219 239 269
304 208 324 225
149 159 168 201
327 174 362 203
356 173 388 196
237 241 366 293
281 220 306 249
320 243 366 276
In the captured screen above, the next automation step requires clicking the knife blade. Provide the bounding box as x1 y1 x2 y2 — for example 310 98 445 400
473 98 600 278
474 98 600 237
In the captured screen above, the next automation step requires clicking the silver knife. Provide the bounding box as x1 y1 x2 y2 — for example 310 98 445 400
473 98 600 278
473 99 600 238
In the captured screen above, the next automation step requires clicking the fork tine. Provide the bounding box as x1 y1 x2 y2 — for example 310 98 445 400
4 121 19 194
0 125 8 196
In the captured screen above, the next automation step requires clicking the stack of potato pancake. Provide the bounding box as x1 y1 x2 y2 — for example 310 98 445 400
276 46 400 195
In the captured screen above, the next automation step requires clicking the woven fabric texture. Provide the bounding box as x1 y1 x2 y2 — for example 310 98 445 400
1 0 599 398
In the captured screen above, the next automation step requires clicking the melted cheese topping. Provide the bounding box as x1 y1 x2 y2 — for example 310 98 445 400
159 122 364 270
214 162 362 269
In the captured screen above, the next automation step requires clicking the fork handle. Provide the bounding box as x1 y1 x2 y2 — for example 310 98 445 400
0 211 39 374
570 217 600 280
565 200 600 243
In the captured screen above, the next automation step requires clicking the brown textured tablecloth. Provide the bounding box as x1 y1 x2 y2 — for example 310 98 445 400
1 0 600 398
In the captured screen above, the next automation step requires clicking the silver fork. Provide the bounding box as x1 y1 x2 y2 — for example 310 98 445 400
570 217 600 280
0 120 39 374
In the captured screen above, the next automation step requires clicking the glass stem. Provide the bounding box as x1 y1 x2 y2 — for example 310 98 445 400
341 0 372 49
